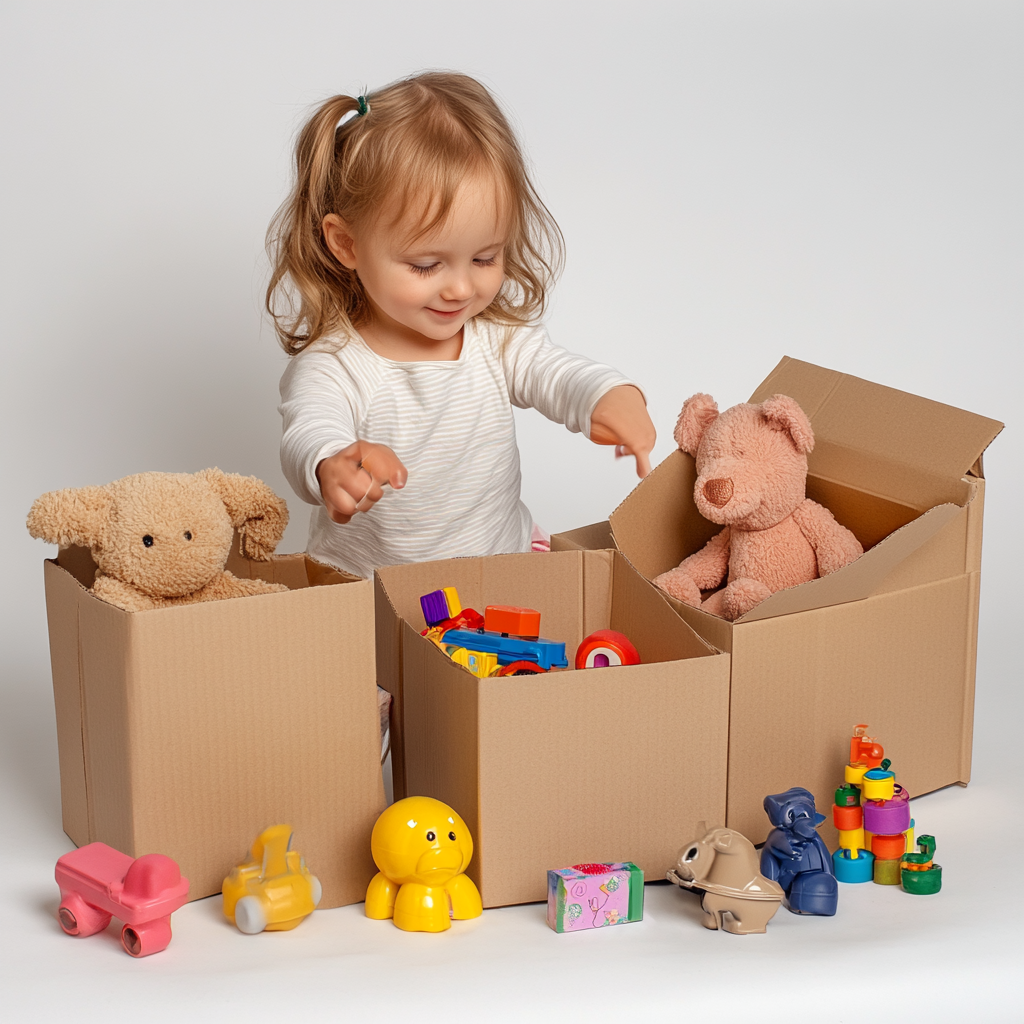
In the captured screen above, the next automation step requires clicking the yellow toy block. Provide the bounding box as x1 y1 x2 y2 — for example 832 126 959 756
442 587 462 617
844 762 868 787
838 827 865 852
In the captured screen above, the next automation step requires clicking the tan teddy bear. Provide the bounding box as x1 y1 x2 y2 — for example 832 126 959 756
653 394 863 621
27 469 290 612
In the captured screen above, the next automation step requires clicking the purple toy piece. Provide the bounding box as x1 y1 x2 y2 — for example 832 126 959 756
863 785 911 834
420 590 450 628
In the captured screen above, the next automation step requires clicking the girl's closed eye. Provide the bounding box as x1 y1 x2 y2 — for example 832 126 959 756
409 262 440 276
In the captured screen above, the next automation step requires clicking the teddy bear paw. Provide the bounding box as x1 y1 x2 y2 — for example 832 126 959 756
720 577 773 621
653 569 702 607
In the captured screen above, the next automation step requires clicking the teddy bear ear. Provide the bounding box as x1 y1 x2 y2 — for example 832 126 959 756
26 486 112 549
196 468 289 561
761 394 815 454
673 394 719 455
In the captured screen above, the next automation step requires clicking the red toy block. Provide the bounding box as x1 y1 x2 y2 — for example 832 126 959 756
833 804 863 831
484 605 541 637
870 833 906 861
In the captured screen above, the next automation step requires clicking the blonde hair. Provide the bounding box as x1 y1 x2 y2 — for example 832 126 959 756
266 71 564 355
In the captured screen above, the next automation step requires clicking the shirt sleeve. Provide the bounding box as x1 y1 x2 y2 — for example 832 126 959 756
498 324 643 438
278 352 359 506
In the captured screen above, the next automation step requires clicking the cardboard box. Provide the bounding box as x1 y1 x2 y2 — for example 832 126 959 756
375 549 731 907
554 357 1003 847
41 544 385 908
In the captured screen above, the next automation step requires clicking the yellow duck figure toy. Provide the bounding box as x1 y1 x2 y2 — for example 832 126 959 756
365 796 483 932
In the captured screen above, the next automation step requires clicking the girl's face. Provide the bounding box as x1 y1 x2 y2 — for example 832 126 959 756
323 174 507 358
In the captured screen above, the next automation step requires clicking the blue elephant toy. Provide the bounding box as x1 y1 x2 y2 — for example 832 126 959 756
760 787 838 916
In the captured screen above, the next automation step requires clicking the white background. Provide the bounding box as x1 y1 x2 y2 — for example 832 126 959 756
1 2 1021 1020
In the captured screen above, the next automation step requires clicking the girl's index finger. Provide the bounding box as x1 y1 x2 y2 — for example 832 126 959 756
361 447 408 490
615 444 652 478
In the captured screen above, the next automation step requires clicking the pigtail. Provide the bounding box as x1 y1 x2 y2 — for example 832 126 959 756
266 94 369 355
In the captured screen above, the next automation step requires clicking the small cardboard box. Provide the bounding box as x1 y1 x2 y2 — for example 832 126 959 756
554 357 1003 846
41 544 385 907
375 549 731 908
546 861 644 932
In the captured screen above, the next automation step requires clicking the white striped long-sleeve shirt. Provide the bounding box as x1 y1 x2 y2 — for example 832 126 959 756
279 318 636 578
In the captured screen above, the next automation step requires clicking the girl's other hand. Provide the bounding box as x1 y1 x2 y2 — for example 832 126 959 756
589 385 656 477
316 441 408 524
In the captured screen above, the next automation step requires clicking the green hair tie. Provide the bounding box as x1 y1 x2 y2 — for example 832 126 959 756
336 95 370 133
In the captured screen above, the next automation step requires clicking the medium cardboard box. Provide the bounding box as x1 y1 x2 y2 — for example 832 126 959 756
41 544 385 907
554 357 1003 847
375 549 731 908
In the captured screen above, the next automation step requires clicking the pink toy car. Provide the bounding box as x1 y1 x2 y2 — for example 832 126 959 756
55 842 189 957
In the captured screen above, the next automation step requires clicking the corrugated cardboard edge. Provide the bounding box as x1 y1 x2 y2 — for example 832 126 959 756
550 521 614 553
43 559 91 845
44 555 137 850
374 572 407 800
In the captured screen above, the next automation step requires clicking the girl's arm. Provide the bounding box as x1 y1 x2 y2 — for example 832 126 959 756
279 353 406 521
500 325 655 476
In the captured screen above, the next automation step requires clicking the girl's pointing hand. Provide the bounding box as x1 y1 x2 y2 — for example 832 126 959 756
589 385 657 478
316 441 408 524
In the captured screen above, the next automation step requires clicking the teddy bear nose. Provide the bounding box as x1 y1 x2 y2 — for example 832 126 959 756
703 478 734 507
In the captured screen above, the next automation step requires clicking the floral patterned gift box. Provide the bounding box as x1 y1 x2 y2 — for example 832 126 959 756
546 862 644 933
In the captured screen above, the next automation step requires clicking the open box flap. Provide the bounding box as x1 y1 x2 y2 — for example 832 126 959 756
610 449 973 621
609 451 716 583
750 357 1003 507
730 500 963 621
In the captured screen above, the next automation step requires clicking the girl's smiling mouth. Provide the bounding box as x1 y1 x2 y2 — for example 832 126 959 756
426 306 468 318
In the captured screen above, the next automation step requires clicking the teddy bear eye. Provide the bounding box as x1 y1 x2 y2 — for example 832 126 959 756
184 531 192 541
448 831 456 842
142 535 154 547
426 830 436 842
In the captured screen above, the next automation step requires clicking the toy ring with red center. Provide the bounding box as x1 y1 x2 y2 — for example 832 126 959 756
574 630 641 670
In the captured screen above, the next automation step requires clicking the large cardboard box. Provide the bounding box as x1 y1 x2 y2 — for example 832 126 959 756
41 544 385 907
375 549 731 907
554 357 1003 846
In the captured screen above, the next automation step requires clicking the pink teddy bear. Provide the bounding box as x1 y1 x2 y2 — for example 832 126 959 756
653 393 863 621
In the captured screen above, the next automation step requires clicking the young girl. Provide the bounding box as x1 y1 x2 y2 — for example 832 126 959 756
270 72 655 578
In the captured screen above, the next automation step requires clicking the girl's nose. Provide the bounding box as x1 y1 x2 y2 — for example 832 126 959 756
439 267 474 302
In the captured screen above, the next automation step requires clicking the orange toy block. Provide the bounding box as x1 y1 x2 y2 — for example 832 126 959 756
484 605 541 637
